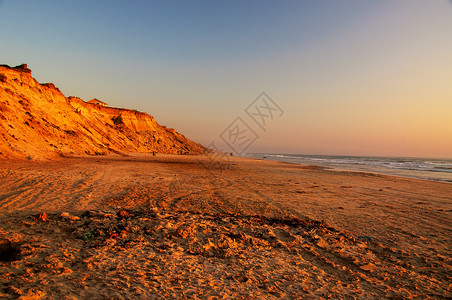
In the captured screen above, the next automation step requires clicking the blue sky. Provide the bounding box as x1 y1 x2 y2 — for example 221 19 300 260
1 1 451 157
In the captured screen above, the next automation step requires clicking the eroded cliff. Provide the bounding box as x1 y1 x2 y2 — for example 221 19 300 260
0 64 205 159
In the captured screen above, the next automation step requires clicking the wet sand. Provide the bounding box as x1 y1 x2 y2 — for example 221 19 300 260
0 154 450 299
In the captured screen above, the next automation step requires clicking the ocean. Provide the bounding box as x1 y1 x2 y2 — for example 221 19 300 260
246 153 452 183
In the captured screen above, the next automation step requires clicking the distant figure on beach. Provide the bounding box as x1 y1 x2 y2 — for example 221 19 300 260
152 151 156 156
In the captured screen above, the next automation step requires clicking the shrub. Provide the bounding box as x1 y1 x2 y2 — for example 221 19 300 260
112 115 124 126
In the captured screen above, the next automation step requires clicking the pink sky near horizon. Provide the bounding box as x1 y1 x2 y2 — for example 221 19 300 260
1 1 451 158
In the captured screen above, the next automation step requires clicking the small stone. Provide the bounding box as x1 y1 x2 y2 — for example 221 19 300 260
36 212 48 222
360 263 377 271
60 212 79 221
316 239 329 248
119 230 128 239
60 212 70 219
165 222 173 229
117 210 130 218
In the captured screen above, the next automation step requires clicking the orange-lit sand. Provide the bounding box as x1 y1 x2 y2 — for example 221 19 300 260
0 154 450 298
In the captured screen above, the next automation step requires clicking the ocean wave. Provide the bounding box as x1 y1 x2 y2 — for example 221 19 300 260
250 153 452 182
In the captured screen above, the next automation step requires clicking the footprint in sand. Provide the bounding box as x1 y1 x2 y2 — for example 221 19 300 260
272 228 296 243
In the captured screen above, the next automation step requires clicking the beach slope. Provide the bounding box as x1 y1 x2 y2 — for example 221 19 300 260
0 154 450 298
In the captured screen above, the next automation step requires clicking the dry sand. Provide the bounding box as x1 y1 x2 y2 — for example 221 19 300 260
0 154 450 299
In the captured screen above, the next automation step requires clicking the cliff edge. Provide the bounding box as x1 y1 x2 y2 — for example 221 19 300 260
0 64 205 159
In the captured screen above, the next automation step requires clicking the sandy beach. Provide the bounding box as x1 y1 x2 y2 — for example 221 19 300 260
0 154 450 299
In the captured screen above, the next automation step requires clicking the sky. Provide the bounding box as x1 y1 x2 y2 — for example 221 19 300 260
1 0 451 158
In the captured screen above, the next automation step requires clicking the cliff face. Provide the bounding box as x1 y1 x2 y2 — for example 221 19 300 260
0 64 205 159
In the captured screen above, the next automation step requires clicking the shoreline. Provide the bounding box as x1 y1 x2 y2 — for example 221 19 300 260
2 152 451 184
248 154 452 184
